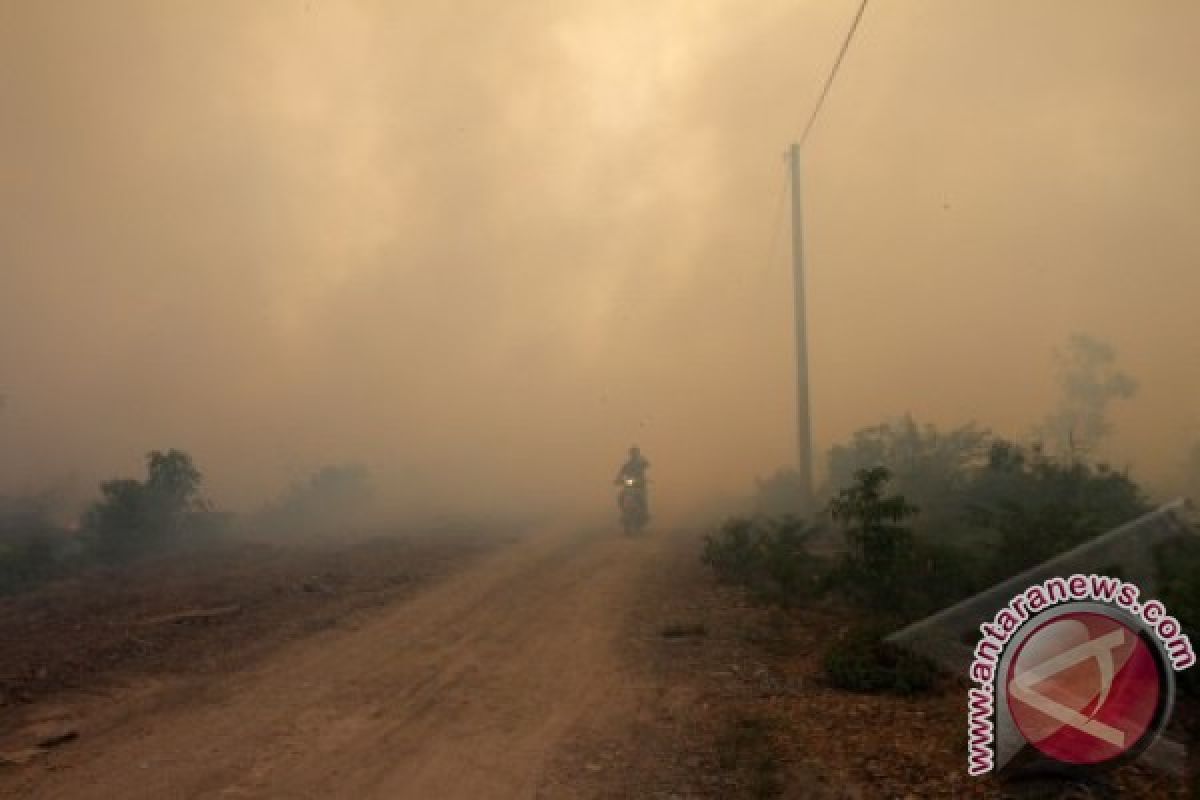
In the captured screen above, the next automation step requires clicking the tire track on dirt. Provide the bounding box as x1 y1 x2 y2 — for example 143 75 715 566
3 525 665 800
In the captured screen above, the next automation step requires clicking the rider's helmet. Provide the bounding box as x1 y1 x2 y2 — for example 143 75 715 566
629 445 640 458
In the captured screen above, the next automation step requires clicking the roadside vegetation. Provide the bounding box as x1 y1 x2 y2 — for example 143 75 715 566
0 451 375 596
701 515 822 608
0 449 221 594
704 335 1197 699
252 463 373 536
705 430 1156 692
1155 536 1200 705
82 449 211 562
0 492 64 594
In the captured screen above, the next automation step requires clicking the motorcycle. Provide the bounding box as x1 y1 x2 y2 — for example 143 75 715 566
616 476 649 535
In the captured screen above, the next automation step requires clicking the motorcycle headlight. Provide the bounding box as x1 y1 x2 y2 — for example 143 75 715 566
624 478 635 486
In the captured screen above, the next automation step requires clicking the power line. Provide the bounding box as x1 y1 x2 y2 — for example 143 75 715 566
797 0 871 148
757 0 871 278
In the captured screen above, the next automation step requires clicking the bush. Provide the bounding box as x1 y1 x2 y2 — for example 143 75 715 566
828 466 918 613
906 538 990 616
816 430 1151 619
965 441 1149 581
82 449 205 562
757 517 821 605
0 529 59 593
822 624 940 695
257 464 373 535
825 415 990 531
1154 536 1200 701
752 468 807 517
702 515 824 607
0 494 71 593
703 517 761 583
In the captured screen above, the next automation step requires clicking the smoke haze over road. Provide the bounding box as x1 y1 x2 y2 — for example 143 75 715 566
2 1 1198 518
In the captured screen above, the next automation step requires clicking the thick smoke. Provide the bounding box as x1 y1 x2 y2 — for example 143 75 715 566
2 1 1197 521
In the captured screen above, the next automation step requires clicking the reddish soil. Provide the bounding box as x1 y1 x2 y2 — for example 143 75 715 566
0 524 503 711
0 523 1191 798
542 529 1195 799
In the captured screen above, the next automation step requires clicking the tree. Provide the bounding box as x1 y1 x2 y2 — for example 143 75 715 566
1035 334 1137 461
145 449 205 517
825 415 990 531
829 466 919 612
82 449 205 561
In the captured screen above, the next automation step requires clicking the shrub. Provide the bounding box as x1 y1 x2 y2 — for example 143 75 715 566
702 515 823 607
1154 536 1200 700
756 516 821 605
822 624 940 695
752 468 807 517
819 433 1150 617
703 517 761 584
0 495 69 593
0 529 59 593
905 538 991 618
825 415 990 531
257 464 373 535
828 466 918 613
966 441 1149 581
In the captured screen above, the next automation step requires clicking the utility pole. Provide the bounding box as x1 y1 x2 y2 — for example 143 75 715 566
788 143 814 511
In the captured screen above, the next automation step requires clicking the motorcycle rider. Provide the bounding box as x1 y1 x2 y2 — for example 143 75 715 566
614 445 650 486
614 446 650 522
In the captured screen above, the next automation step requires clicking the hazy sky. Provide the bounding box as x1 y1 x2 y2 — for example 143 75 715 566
2 1 1198 518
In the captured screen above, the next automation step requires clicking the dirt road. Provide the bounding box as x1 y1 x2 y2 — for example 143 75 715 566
3 526 667 799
